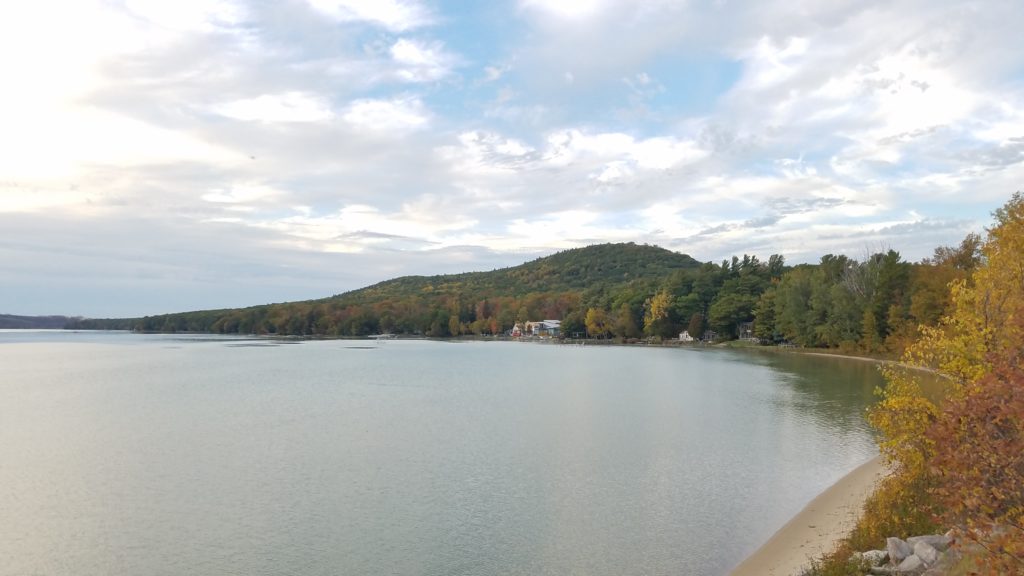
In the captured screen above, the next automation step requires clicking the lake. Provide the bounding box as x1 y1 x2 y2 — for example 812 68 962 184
0 331 885 575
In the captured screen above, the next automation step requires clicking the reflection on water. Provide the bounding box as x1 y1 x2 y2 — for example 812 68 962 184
1 334 888 576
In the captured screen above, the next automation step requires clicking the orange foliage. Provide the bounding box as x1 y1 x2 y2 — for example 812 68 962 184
866 194 1024 574
927 356 1024 573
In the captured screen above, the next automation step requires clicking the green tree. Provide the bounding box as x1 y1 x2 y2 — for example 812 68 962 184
708 292 755 339
615 303 642 339
561 310 586 338
753 288 777 341
860 307 880 352
774 267 815 345
687 313 705 340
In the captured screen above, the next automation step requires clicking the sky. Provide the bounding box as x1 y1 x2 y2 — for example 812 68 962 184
2 0 1023 317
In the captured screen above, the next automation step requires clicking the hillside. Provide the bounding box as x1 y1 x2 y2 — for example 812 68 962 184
0 314 75 329
68 243 704 334
334 242 701 304
63 234 967 350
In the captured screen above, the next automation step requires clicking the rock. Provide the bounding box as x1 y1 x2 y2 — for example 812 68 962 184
922 547 962 575
913 541 939 565
868 566 896 575
897 554 927 574
861 549 888 567
907 534 953 552
886 537 913 564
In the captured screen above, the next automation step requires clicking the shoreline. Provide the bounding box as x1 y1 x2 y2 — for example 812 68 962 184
727 455 888 576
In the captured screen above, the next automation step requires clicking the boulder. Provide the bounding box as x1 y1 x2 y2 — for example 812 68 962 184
907 534 953 552
886 537 913 564
912 541 939 566
861 549 888 567
897 554 927 574
922 547 962 575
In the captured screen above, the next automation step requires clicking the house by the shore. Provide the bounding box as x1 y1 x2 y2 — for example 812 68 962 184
512 320 561 337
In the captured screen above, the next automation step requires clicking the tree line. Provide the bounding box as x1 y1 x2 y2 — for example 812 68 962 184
70 237 984 359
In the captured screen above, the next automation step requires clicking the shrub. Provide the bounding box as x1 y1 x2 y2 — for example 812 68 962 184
927 361 1024 574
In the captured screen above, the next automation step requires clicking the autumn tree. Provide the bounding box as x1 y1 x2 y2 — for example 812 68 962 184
871 193 1024 571
643 290 674 338
927 358 1024 573
584 307 609 338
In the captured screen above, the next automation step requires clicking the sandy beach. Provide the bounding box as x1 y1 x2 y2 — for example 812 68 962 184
728 455 888 576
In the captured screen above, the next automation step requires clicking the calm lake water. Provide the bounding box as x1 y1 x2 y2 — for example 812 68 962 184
0 331 885 576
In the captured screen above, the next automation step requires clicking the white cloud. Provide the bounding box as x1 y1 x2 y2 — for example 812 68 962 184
245 200 478 253
437 131 537 175
426 209 648 253
213 92 335 123
341 97 430 134
593 161 633 183
737 36 808 90
519 0 611 20
440 128 708 195
124 0 247 32
483 65 508 82
0 106 241 184
3 0 1023 315
542 129 707 170
390 38 457 82
306 0 432 31
201 183 283 204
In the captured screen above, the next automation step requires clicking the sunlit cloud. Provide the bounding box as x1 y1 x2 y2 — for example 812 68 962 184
341 96 430 133
305 0 433 31
213 92 335 123
1 0 1022 315
390 38 458 83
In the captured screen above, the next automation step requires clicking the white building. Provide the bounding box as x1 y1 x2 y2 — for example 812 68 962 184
525 319 561 337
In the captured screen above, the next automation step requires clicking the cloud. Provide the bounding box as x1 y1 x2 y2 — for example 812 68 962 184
213 92 335 123
2 0 1022 316
766 196 846 215
124 0 248 32
341 96 430 134
390 38 458 82
438 131 540 174
519 0 612 20
200 183 283 204
482 65 508 83
305 0 432 31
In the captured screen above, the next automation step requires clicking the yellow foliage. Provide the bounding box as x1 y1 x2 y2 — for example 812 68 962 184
870 367 938 476
813 195 1024 575
643 290 672 329
896 193 1024 387
866 193 1024 571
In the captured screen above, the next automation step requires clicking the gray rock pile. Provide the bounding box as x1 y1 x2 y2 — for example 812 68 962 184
848 532 958 575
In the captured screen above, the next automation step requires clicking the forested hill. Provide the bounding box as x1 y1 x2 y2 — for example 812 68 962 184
68 243 704 335
1 314 76 329
64 231 982 353
338 242 701 304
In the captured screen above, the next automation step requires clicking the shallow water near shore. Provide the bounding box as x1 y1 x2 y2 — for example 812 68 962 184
1 332 884 575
